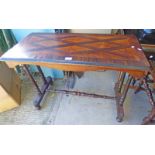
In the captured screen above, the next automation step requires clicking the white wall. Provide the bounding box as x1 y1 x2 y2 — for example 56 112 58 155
69 29 112 34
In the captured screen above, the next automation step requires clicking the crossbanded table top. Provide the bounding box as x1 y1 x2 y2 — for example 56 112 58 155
0 33 150 71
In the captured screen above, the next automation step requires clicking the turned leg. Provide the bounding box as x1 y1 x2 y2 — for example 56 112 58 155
142 77 155 125
116 74 133 122
114 72 125 119
115 72 126 122
114 72 126 94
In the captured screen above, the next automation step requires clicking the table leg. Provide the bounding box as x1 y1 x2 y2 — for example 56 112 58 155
23 65 42 95
36 65 47 84
115 72 133 122
132 78 136 86
134 79 143 94
114 72 126 98
23 65 53 109
142 77 155 125
65 71 76 89
119 73 126 92
114 72 126 122
134 73 149 94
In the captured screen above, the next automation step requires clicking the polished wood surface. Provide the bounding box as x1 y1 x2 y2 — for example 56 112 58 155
0 33 150 77
0 33 152 123
142 44 155 49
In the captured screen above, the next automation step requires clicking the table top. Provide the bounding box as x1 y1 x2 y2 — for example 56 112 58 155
0 33 150 71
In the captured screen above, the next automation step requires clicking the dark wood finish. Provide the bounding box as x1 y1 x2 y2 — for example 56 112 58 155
34 76 52 109
142 77 155 125
114 72 133 122
130 44 155 124
117 75 133 122
51 89 116 100
114 72 125 122
0 33 150 78
0 33 152 123
23 65 52 109
134 78 144 94
23 65 42 95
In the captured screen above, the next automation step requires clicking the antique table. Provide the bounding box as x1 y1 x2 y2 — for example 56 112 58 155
0 33 154 124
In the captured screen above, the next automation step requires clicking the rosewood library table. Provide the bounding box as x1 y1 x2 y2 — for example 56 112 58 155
0 33 154 124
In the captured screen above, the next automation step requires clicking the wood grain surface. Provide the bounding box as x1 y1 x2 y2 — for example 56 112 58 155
0 33 150 77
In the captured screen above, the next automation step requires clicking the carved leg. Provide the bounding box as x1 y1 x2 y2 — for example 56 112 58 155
114 72 126 95
142 77 155 125
23 65 52 109
114 72 126 104
114 72 125 115
115 72 126 122
116 72 126 88
118 72 126 93
116 74 133 122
